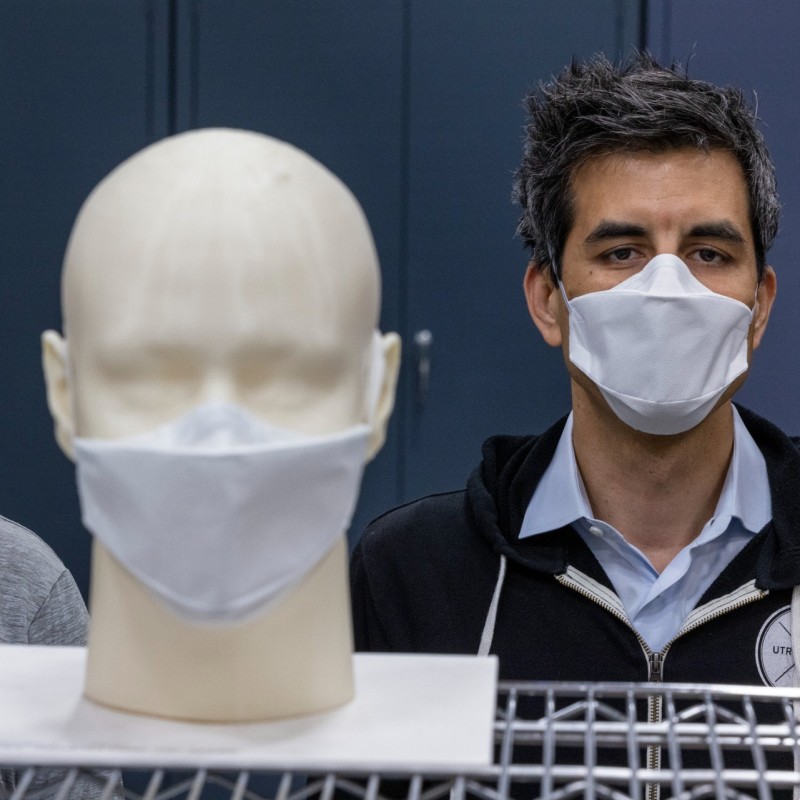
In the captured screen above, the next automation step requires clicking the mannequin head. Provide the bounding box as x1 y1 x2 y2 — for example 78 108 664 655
41 130 399 719
44 128 399 459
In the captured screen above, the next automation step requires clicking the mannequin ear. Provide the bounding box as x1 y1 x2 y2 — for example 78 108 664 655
365 332 401 462
41 330 76 461
523 262 563 347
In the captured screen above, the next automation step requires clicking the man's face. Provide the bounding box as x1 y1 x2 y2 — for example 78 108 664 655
561 147 761 302
525 147 776 422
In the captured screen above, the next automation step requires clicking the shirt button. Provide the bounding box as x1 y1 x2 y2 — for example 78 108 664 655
588 525 604 537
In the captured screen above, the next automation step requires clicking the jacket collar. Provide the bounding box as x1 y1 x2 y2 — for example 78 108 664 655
520 406 771 540
468 404 800 589
736 405 800 589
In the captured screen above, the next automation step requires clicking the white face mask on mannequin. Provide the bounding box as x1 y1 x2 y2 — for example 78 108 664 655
561 253 755 435
73 333 385 624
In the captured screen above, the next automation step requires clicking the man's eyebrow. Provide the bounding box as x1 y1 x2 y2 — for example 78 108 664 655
583 219 747 246
584 221 647 245
687 221 746 243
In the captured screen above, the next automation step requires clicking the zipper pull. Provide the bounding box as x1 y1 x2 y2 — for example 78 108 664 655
649 652 663 682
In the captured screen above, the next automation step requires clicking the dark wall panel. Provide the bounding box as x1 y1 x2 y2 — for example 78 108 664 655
647 0 800 434
403 0 642 499
0 1 164 597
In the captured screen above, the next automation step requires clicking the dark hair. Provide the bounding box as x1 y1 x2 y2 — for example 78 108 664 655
513 51 779 281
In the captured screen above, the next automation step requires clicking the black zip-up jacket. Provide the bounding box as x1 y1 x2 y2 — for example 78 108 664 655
352 404 800 688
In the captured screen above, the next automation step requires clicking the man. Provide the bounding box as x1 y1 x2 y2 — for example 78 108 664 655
350 52 799 694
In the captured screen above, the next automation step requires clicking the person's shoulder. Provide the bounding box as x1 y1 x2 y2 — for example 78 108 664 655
360 489 468 550
0 514 68 587
0 514 88 646
735 404 800 454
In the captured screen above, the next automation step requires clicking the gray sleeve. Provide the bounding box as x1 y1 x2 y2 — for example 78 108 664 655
27 569 89 646
0 515 88 647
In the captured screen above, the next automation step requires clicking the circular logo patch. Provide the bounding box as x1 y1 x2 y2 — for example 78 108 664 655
756 606 795 687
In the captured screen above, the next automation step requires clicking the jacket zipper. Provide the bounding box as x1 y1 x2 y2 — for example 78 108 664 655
554 569 767 800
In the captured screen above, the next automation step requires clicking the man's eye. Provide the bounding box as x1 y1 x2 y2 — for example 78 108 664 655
609 247 635 261
695 248 726 264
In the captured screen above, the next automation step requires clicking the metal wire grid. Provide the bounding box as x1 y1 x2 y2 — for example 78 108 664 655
490 681 800 799
3 682 800 800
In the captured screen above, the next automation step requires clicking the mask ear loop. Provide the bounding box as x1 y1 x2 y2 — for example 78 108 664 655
548 246 572 313
59 334 79 445
750 279 761 321
362 330 386 426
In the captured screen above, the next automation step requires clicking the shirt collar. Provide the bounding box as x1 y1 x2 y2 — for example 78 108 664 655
519 406 772 540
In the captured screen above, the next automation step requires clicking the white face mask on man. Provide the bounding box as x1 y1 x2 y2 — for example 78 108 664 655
560 253 755 435
73 333 385 625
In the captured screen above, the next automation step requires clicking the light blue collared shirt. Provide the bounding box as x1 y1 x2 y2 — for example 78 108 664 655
519 407 772 652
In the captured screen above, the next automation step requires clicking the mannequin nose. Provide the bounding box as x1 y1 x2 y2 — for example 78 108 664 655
198 374 241 407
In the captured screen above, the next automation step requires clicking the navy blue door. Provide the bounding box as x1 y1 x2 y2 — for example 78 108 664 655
0 0 169 594
646 0 800 435
401 1 641 500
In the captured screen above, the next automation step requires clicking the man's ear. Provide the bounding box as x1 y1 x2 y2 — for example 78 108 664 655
752 266 777 350
366 332 401 462
41 330 76 461
523 262 563 347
